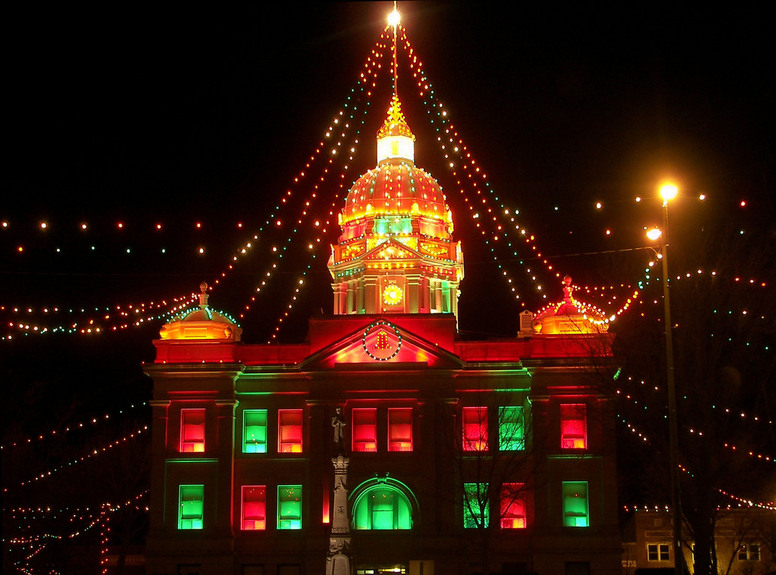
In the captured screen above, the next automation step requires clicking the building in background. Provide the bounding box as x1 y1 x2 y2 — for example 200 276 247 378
621 508 775 575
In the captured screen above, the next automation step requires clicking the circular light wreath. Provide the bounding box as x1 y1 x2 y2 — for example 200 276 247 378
361 320 402 361
382 283 404 306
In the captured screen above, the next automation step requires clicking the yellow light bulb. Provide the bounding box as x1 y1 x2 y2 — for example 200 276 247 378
646 227 663 241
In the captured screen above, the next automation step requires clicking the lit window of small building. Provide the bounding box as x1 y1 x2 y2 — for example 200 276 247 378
562 481 589 527
560 404 587 449
462 406 488 451
277 485 302 530
352 408 378 452
647 543 670 561
388 408 413 451
241 485 266 530
178 485 204 530
500 483 527 529
738 544 761 561
243 410 267 453
278 410 303 453
180 409 206 453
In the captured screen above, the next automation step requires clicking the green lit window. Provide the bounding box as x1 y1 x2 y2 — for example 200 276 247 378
499 406 525 451
562 481 589 527
178 484 204 530
243 410 267 453
374 216 412 235
277 485 302 530
352 485 412 530
463 482 489 529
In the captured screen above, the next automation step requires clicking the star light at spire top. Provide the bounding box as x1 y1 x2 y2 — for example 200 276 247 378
388 6 401 29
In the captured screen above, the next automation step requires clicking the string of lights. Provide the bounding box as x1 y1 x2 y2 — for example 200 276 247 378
399 28 548 305
14 425 148 489
616 377 775 464
616 414 775 510
8 490 150 575
1 401 148 451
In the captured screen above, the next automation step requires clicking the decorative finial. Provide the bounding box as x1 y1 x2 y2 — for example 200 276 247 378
376 95 414 140
198 281 209 309
562 275 573 304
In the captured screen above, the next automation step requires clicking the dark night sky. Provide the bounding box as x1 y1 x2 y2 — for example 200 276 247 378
2 1 773 344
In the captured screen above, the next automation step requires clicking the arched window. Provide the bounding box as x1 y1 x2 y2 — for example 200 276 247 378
351 479 416 530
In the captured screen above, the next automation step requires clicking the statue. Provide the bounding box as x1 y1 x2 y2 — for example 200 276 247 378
331 407 347 452
556 274 578 315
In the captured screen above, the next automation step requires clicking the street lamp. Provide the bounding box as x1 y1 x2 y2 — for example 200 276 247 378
648 183 682 575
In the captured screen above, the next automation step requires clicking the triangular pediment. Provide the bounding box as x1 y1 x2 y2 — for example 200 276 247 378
362 238 423 262
301 317 463 370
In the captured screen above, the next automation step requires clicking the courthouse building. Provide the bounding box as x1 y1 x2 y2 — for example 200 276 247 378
145 95 621 575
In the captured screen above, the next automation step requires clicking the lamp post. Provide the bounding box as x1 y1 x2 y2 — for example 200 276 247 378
648 183 682 575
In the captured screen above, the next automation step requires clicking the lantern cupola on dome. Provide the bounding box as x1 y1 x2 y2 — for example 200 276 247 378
159 282 242 341
328 95 464 321
376 94 415 164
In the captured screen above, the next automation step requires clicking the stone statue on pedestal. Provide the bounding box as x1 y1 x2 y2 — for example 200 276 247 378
331 407 347 452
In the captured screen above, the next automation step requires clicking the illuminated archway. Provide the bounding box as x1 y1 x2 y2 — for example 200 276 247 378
350 477 418 530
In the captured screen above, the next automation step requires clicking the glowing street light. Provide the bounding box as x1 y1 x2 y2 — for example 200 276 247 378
646 227 663 242
660 183 678 203
648 182 682 575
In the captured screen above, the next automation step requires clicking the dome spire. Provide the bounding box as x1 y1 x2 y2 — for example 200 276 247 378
376 94 415 163
377 5 413 164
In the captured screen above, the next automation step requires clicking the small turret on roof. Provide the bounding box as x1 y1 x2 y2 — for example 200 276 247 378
532 275 610 335
159 282 242 341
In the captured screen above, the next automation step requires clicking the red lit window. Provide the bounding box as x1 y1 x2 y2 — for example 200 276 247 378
352 408 377 452
388 408 413 452
278 409 303 453
241 485 266 530
560 404 587 449
180 409 206 453
500 483 527 529
462 406 488 451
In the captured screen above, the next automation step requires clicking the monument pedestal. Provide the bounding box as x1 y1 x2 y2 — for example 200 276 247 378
326 455 353 575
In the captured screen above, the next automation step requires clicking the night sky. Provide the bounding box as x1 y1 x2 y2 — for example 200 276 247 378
3 1 773 344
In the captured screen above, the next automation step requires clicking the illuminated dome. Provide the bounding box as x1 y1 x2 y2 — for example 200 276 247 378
338 95 453 241
328 95 464 320
341 162 452 233
159 282 242 342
